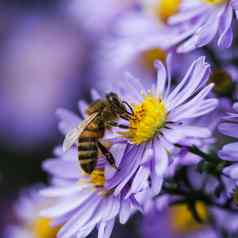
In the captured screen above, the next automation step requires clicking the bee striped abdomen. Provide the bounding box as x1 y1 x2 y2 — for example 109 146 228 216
78 121 105 174
78 143 97 174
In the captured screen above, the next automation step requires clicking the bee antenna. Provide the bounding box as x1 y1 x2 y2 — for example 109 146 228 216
122 101 134 115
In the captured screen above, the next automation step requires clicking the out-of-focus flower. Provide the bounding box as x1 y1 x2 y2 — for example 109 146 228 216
141 203 214 238
168 0 238 52
211 207 238 235
4 187 60 238
183 45 238 134
97 36 167 88
219 101 238 179
103 56 217 199
170 203 208 235
0 14 84 148
96 0 184 84
210 70 235 98
64 0 135 35
97 0 237 89
210 46 238 99
141 165 238 238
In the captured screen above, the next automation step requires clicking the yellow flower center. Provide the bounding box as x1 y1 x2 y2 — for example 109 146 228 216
170 202 207 234
202 0 227 5
151 0 182 23
33 218 60 238
140 48 167 72
122 94 167 144
90 169 105 187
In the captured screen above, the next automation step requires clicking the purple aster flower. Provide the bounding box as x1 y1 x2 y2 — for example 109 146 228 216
40 150 139 238
140 175 217 238
101 0 219 66
219 102 238 179
96 0 183 81
141 205 217 238
39 56 217 238
4 187 60 238
141 166 238 238
168 0 238 52
39 94 143 238
104 56 217 198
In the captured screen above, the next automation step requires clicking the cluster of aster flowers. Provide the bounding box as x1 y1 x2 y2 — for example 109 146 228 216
6 0 238 238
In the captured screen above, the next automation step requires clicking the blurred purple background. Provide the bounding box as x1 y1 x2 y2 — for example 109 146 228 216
0 0 87 233
0 1 141 237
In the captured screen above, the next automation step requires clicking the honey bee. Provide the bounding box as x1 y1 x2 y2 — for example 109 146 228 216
63 92 133 174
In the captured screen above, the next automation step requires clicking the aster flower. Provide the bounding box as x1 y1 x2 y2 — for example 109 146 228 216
144 165 238 238
139 166 223 238
99 0 183 78
141 204 214 238
4 187 60 238
104 56 218 198
168 0 238 52
39 95 142 238
219 101 238 179
39 55 217 238
40 149 138 238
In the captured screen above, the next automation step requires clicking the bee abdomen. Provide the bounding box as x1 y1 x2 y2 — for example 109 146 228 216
78 137 97 143
78 150 97 160
80 160 97 174
78 139 98 174
78 144 97 151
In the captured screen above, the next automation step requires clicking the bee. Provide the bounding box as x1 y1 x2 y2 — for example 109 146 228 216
63 92 133 174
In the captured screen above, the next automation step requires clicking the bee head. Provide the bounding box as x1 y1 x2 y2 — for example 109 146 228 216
106 92 132 120
106 92 124 111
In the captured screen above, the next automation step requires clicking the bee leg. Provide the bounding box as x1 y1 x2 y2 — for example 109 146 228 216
122 101 134 115
107 122 129 129
97 141 119 170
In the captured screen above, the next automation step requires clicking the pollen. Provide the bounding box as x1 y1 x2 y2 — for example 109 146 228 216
151 0 181 23
202 0 227 4
122 94 167 144
33 218 60 238
90 169 105 187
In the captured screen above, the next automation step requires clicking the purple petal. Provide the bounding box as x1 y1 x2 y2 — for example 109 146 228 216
195 9 221 47
42 159 80 179
153 143 168 176
106 145 144 194
155 60 167 98
40 187 93 218
119 201 133 224
58 195 101 238
98 219 115 238
223 164 238 179
219 123 238 138
218 5 233 48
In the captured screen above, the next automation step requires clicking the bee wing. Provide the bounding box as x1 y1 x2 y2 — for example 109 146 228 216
63 112 99 152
